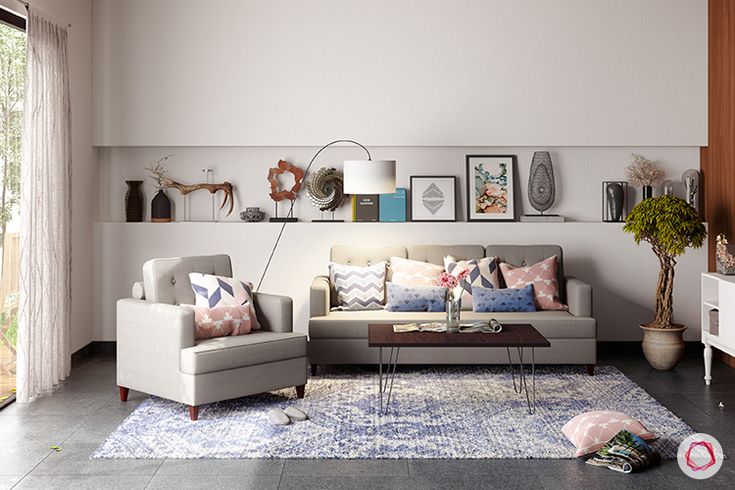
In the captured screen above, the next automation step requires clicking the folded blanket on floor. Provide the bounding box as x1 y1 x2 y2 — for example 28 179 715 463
585 430 661 473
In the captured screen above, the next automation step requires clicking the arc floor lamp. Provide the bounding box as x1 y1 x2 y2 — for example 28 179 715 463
256 140 397 291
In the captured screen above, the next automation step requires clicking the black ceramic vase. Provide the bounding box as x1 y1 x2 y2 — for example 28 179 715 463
151 189 172 222
606 183 624 222
124 180 144 222
642 185 653 200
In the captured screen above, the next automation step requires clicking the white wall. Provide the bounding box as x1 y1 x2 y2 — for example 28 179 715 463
1 0 95 353
91 0 707 147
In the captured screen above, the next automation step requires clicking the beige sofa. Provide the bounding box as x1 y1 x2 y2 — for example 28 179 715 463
309 245 596 372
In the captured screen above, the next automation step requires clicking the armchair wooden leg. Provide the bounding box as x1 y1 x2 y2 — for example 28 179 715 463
586 364 595 376
188 405 199 421
119 386 129 402
310 364 318 376
295 385 305 399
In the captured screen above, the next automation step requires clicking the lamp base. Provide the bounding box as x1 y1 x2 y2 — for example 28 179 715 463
269 217 299 223
520 214 565 223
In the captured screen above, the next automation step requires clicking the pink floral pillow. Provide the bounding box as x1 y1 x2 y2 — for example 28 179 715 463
562 410 657 457
499 256 567 311
390 256 444 287
193 305 253 340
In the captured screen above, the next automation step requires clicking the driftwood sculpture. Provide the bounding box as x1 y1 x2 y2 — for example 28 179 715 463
268 160 305 201
145 155 235 216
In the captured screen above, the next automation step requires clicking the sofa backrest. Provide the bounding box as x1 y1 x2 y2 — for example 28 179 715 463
485 245 565 301
408 245 485 265
142 254 233 305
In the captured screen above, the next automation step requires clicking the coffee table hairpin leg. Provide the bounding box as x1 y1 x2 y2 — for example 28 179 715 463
506 346 537 415
378 346 400 415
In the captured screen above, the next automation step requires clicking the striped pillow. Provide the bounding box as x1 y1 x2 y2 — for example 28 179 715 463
329 262 386 311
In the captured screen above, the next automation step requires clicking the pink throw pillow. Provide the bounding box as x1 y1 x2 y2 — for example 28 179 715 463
390 256 445 287
499 256 567 311
562 410 657 457
193 305 253 340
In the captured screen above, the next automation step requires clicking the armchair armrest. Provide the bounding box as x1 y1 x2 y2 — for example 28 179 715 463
116 299 195 401
565 276 592 317
253 292 293 333
310 275 331 318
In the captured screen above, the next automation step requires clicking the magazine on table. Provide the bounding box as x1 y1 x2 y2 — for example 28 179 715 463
393 319 503 334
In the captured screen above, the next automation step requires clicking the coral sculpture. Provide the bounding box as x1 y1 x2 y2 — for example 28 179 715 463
716 234 735 275
625 154 665 187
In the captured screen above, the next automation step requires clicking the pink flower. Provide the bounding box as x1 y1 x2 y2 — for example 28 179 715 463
437 272 459 289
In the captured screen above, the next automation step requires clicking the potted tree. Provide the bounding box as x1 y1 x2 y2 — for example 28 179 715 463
624 195 706 370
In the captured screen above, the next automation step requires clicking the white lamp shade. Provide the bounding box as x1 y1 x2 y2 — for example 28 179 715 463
343 160 397 194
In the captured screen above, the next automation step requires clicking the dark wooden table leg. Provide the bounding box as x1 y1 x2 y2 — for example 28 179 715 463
586 364 595 376
296 385 305 398
188 405 199 421
119 386 129 402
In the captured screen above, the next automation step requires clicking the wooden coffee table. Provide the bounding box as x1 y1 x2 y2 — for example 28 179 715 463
368 323 551 415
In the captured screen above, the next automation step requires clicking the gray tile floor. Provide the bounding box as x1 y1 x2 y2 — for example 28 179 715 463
1 351 734 489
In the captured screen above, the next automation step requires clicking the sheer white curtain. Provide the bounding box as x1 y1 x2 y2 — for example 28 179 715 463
16 8 72 402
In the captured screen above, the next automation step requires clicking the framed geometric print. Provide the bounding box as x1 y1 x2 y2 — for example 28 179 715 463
409 176 457 222
466 155 516 221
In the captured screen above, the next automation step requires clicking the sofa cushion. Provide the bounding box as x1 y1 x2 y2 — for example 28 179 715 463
193 305 254 339
473 284 536 313
390 256 445 287
329 262 386 310
180 331 307 375
500 256 568 311
444 255 500 309
309 310 595 339
385 282 446 312
189 273 260 329
485 245 565 299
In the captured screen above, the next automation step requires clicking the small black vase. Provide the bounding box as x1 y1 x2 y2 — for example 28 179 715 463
124 180 144 222
606 183 624 222
642 185 653 200
151 189 172 223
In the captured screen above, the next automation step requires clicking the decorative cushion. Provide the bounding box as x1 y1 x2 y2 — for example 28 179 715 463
389 256 445 287
193 305 253 340
328 261 386 311
188 273 260 329
472 284 536 313
443 256 500 309
562 410 657 457
385 282 446 312
499 256 568 311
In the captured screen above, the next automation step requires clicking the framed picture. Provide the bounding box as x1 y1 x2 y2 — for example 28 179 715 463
409 176 457 222
466 155 516 221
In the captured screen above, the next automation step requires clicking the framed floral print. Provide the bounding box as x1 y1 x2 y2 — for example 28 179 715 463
466 155 516 221
409 176 457 222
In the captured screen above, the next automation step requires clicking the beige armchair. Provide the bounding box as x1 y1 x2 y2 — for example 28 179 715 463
117 255 307 420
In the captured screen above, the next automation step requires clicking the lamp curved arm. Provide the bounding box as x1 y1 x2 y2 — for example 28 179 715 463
255 139 371 292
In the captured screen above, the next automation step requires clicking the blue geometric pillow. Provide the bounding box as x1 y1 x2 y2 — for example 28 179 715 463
472 284 536 313
385 282 446 312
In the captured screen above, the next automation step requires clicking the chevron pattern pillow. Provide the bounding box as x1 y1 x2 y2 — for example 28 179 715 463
443 256 500 310
472 284 536 312
329 262 386 311
188 273 260 330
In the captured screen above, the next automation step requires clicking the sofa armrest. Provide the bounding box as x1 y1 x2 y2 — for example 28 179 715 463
253 292 293 333
310 275 331 318
116 299 195 400
566 276 592 317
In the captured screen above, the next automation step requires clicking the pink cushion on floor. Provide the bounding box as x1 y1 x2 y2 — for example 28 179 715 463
562 410 657 457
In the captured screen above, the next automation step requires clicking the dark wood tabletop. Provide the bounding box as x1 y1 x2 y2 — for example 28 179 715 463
367 323 551 348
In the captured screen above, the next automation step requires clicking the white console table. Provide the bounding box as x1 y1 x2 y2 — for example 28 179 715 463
701 273 735 385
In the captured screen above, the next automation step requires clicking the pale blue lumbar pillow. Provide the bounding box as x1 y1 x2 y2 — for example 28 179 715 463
472 284 536 312
385 282 447 312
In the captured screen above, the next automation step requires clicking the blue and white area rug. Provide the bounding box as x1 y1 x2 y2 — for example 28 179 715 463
93 366 692 459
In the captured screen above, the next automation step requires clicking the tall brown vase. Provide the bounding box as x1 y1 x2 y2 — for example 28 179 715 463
125 180 144 222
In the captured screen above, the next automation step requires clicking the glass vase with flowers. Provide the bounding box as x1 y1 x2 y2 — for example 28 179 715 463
438 270 469 333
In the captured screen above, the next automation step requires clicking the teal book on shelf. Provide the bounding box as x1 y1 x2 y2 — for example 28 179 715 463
379 188 407 222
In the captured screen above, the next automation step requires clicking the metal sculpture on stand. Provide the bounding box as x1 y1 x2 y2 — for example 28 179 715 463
306 167 347 222
268 160 305 222
681 169 701 218
521 151 564 222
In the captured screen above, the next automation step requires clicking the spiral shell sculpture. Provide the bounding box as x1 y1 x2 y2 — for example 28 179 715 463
306 167 347 212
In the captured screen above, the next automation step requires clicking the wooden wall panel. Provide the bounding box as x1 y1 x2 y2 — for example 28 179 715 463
702 0 735 271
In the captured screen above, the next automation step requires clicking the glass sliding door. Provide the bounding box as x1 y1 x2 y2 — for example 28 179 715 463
0 9 25 408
